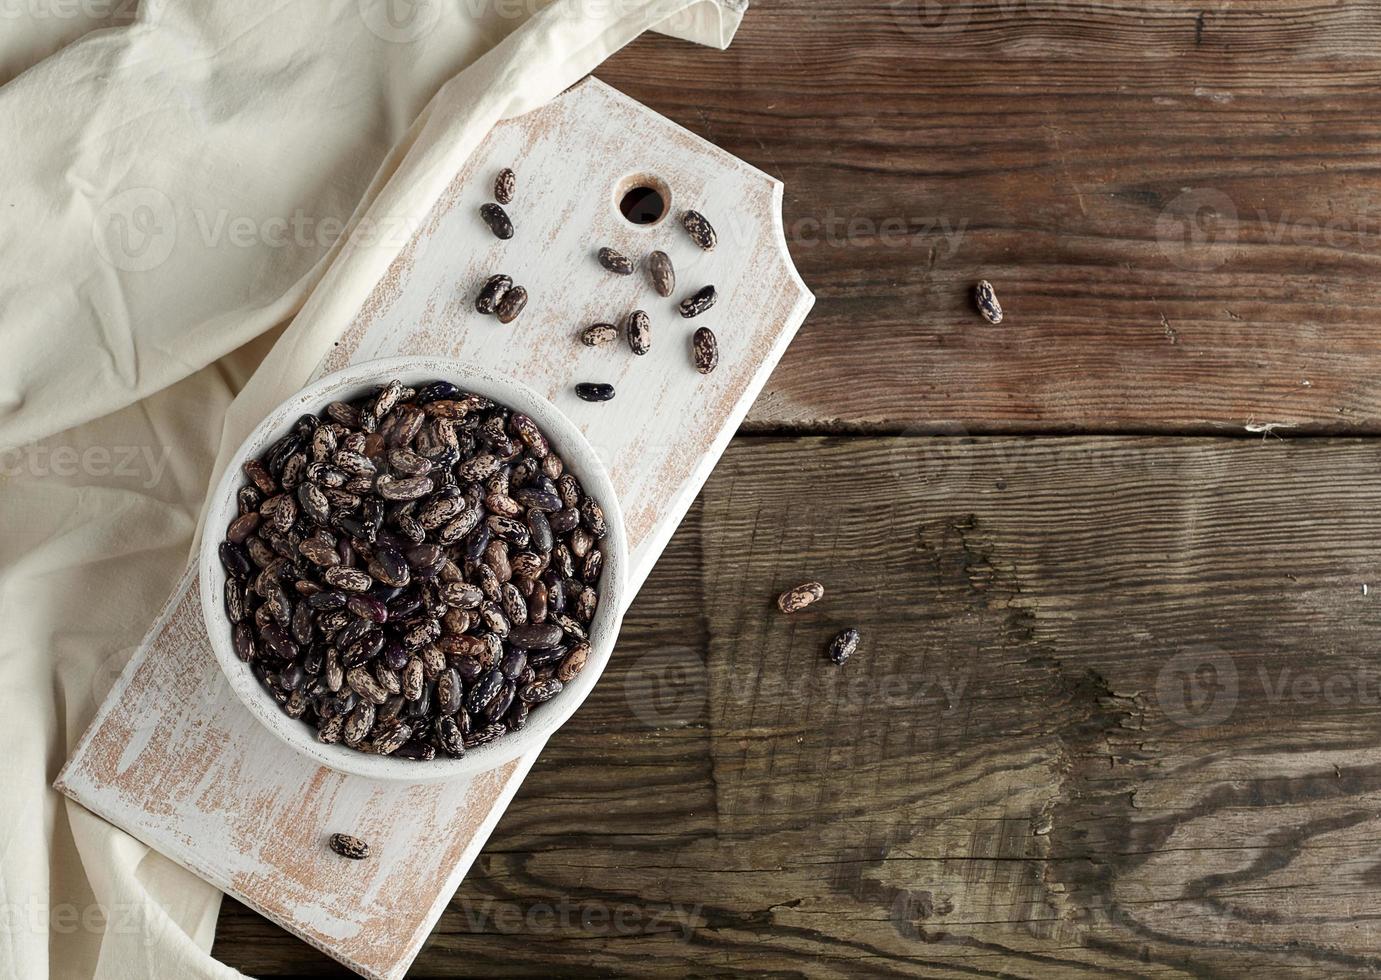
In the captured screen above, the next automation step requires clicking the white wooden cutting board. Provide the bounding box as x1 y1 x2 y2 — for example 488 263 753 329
56 77 812 980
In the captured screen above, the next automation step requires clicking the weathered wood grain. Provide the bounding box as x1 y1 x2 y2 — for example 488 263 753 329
210 0 1381 971
218 434 1381 976
597 0 1381 433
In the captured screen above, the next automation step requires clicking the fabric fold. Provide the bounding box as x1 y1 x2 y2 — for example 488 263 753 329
0 2 743 977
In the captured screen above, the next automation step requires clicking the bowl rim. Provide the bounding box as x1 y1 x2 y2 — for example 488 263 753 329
198 356 628 782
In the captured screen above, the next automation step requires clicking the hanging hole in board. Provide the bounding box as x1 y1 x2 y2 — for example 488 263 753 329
615 174 671 226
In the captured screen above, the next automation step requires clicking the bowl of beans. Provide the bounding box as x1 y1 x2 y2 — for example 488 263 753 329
199 356 628 781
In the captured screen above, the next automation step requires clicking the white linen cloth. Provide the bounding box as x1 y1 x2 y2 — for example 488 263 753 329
0 2 743 977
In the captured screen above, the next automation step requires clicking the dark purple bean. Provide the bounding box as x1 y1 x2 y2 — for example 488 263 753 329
220 541 252 581
259 623 298 660
487 515 530 547
336 617 373 650
394 741 437 761
527 646 568 669
514 487 561 512
415 381 461 405
233 622 256 662
386 590 423 619
227 512 260 544
402 619 441 650
347 595 388 624
267 433 303 476
463 525 492 562
548 508 579 534
506 701 530 731
455 656 484 684
527 580 548 624
553 613 587 641
368 583 405 605
500 649 528 679
368 546 411 588
464 723 506 748
237 485 263 516
437 667 464 716
477 274 516 316
224 578 247 623
507 623 563 650
582 548 603 584
437 717 466 756
495 286 528 325
480 203 514 240
291 602 315 645
408 684 432 719
394 513 426 544
575 383 615 402
597 246 634 275
306 590 347 611
324 566 372 593
373 719 412 755
519 678 564 704
342 629 385 668
484 683 515 722
280 662 306 692
626 310 651 355
545 575 567 615
678 284 717 318
828 628 861 666
383 640 408 670
406 544 446 579
579 497 606 538
527 510 554 553
465 668 505 715
681 210 717 251
297 482 331 524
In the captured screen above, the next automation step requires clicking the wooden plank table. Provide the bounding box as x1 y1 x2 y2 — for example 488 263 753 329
214 0 1381 975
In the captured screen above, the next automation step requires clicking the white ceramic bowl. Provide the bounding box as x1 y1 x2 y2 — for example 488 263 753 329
199 356 628 782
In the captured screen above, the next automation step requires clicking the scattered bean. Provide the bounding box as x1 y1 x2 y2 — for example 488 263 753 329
597 247 634 275
475 274 512 315
575 383 615 402
328 833 370 860
777 581 824 614
494 168 516 205
828 628 860 665
692 326 718 374
480 203 514 240
495 285 528 324
647 250 675 297
626 310 651 355
681 210 717 251
974 280 1003 324
679 285 717 318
